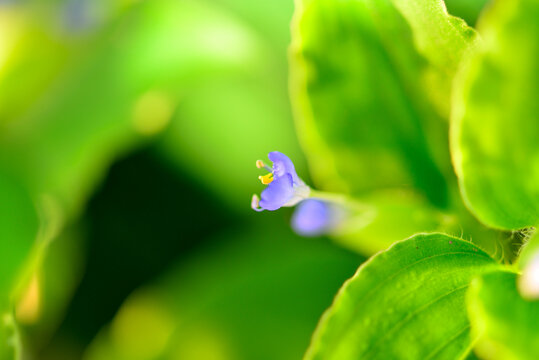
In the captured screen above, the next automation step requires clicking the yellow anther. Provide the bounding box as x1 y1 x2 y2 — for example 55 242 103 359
258 173 274 185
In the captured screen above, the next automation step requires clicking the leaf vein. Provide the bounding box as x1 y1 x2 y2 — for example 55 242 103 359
423 324 471 360
320 249 490 357
361 284 469 359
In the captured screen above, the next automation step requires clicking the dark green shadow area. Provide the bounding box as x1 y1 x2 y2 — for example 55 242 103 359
37 146 363 360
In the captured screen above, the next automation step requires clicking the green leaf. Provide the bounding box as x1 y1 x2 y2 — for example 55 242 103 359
305 233 497 360
444 0 490 26
0 170 38 299
451 0 539 230
0 167 39 359
290 0 477 208
16 226 85 356
0 10 73 129
391 0 478 76
467 270 539 360
330 190 452 255
518 230 539 270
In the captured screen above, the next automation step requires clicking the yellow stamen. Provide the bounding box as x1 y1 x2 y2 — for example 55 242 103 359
258 173 274 185
256 160 265 169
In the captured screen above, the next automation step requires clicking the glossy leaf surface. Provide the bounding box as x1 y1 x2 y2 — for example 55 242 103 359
467 270 539 360
291 0 477 208
452 0 539 229
306 233 497 360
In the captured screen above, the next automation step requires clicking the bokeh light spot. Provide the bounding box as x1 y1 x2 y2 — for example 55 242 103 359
132 91 174 136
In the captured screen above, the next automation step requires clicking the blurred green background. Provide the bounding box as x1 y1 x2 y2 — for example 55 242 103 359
0 0 489 359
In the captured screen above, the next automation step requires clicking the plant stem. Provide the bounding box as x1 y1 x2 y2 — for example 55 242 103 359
309 190 372 211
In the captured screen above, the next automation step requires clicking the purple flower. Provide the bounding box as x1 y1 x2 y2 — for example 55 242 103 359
291 199 337 236
252 151 310 211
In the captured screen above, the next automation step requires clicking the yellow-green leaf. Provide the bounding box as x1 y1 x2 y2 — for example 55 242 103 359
451 0 539 230
290 0 477 208
306 233 497 360
467 270 539 360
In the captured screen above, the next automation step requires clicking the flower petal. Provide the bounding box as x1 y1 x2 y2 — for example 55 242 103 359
259 173 294 211
268 151 300 184
291 199 332 236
